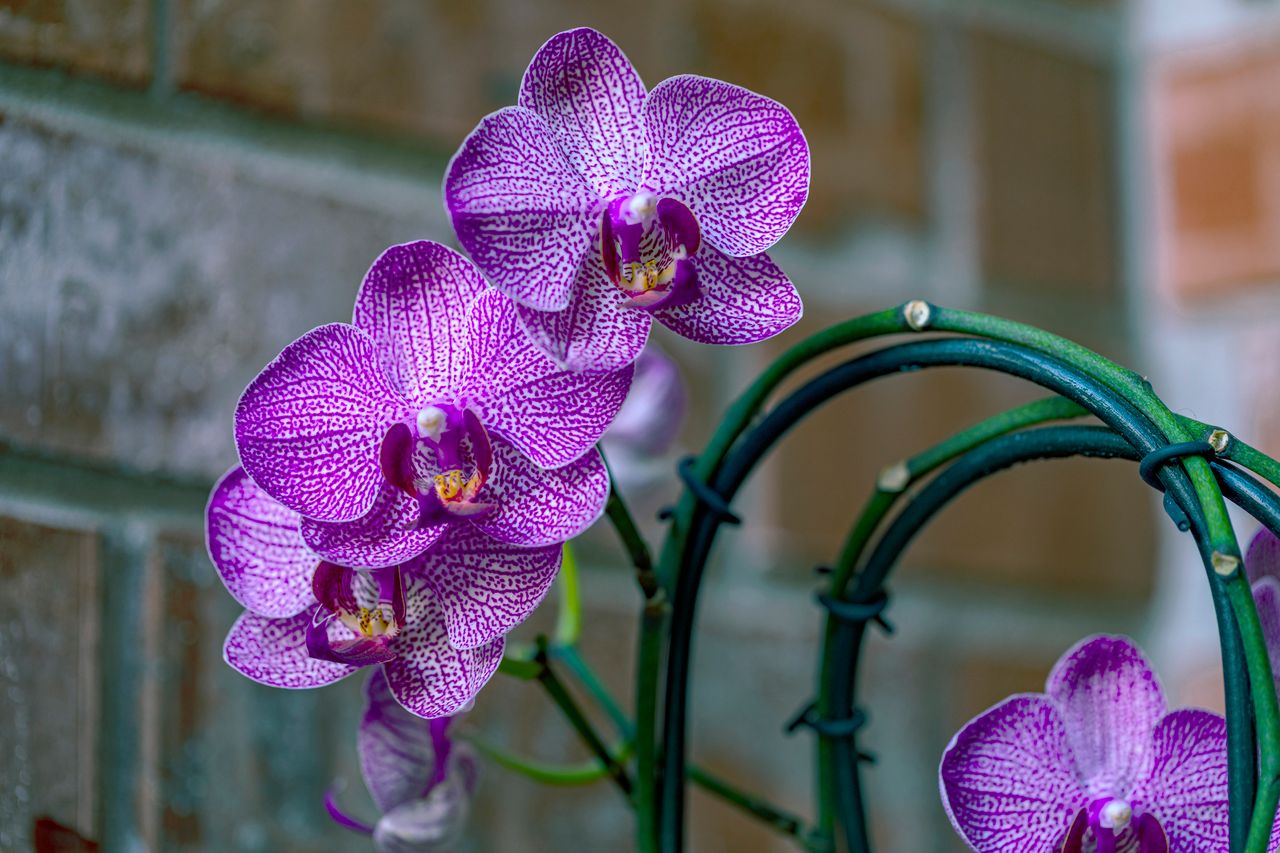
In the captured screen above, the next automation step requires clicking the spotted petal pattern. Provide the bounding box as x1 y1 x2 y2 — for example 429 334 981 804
236 324 413 523
206 466 315 618
514 253 651 373
384 574 504 719
459 290 633 466
417 525 561 650
355 241 488 406
641 74 809 258
360 669 439 814
940 695 1085 851
223 606 355 689
652 247 802 345
446 107 598 312
472 439 609 547
1046 635 1166 798
300 479 446 569
519 27 646 198
1128 710 1228 852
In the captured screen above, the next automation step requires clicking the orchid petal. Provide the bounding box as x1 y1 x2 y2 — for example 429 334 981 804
472 439 609 547
518 27 646 198
417 525 561 650
445 106 598 312
301 479 446 569
360 669 440 814
354 241 488 406
206 466 315 619
223 606 355 689
1128 710 1228 852
515 254 652 374
372 771 472 853
459 289 635 467
383 575 504 719
236 324 412 523
940 694 1086 852
641 74 809 257
1247 528 1280 586
651 247 802 345
1046 635 1166 798
602 345 686 456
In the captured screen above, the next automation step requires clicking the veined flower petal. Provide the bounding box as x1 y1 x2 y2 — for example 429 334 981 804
235 324 413 523
223 606 356 689
471 439 609 548
383 575 504 719
445 106 598 312
416 525 562 650
514 253 651 374
1046 635 1166 799
518 27 646 198
641 74 809 258
1128 710 1228 852
360 669 442 814
939 695 1086 851
301 479 447 569
206 466 315 619
459 289 635 468
354 241 488 406
1247 528 1280 586
651 247 801 345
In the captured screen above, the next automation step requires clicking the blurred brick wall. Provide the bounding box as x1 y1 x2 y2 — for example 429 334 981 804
0 1 1180 851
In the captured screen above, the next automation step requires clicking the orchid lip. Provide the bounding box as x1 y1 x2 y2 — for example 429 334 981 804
378 404 496 527
306 565 406 669
602 193 704 309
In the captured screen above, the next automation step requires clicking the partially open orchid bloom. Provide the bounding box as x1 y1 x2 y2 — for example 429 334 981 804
326 670 478 852
1247 528 1280 700
235 240 632 569
601 345 686 498
446 27 808 373
208 465 562 716
940 635 1230 852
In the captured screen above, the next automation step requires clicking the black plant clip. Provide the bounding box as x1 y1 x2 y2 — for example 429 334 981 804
818 590 894 635
785 701 869 740
658 456 742 525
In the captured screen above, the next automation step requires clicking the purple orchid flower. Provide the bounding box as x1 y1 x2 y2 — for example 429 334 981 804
208 465 562 716
234 240 632 570
326 669 478 851
940 634 1233 852
445 27 808 373
1247 528 1280 700
601 345 686 498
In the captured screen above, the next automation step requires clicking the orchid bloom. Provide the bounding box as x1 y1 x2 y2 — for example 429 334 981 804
208 466 562 715
446 27 808 372
234 240 632 570
940 635 1234 852
326 670 478 852
1247 528 1280 702
601 345 686 498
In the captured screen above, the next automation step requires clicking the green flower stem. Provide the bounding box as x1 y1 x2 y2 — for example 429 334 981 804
497 653 541 680
814 395 1087 836
555 645 631 736
463 735 631 786
534 637 634 798
555 543 583 648
600 448 660 600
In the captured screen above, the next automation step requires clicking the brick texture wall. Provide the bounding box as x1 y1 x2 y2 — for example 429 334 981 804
0 1 1216 851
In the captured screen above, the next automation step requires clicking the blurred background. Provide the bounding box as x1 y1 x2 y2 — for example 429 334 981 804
3 0 1280 849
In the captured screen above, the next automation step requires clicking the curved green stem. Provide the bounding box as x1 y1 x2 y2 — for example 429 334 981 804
464 735 632 786
555 543 582 648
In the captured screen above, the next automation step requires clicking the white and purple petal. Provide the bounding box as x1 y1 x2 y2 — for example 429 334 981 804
206 466 316 619
1046 634 1166 799
383 575 504 719
235 324 413 523
360 668 441 814
354 241 488 407
939 694 1086 852
301 479 447 569
1248 528 1280 586
514 254 651 374
372 768 473 853
223 606 356 689
416 525 561 650
459 289 635 467
651 247 801 346
1128 710 1228 852
518 27 646 198
471 439 609 548
445 106 598 312
641 74 809 258
603 345 687 457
